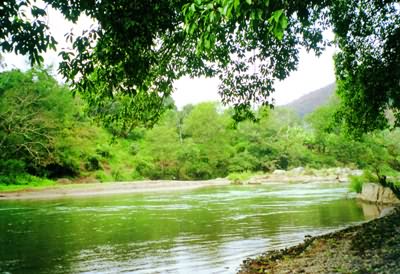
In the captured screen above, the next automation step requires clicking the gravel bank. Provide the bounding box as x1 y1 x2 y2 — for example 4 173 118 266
239 207 400 274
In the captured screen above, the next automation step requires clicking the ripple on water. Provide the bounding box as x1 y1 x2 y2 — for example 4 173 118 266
0 183 367 274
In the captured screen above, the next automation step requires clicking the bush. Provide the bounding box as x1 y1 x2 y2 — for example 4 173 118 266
129 143 140 155
0 159 26 176
96 147 111 158
95 170 112 182
111 168 130 181
363 169 379 183
135 158 156 178
0 174 55 190
227 171 256 183
85 156 101 171
349 175 364 193
228 151 259 173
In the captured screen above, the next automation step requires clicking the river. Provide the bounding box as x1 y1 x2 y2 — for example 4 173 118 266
0 182 371 273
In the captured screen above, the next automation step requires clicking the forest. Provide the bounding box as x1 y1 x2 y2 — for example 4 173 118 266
1 68 400 190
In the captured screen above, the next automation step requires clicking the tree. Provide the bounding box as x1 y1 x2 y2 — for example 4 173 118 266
0 68 76 175
137 110 182 179
182 102 234 178
1 0 400 133
0 1 56 65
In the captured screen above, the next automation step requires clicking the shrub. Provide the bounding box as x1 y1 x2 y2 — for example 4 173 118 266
363 169 379 183
111 168 130 181
95 170 112 182
349 175 364 193
96 147 111 158
129 143 140 155
0 174 55 190
135 158 155 178
227 171 256 183
85 156 101 171
0 159 26 176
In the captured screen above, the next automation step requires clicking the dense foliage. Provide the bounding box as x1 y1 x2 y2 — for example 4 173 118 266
1 1 400 133
1 70 400 186
0 69 74 178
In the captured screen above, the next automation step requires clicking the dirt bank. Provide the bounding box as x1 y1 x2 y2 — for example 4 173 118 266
0 179 230 200
238 207 400 274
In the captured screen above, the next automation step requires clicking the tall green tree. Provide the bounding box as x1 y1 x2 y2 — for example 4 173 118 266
138 110 182 179
0 69 75 175
182 102 234 178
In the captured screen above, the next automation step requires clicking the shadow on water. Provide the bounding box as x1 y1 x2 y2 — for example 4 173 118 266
0 182 380 273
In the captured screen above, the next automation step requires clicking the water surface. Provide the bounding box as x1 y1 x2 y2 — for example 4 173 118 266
0 182 369 273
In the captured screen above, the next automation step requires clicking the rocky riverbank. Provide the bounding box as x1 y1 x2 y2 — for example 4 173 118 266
245 167 363 185
238 207 400 274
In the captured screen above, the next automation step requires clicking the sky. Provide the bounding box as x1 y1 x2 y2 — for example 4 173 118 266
173 47 336 108
3 6 336 109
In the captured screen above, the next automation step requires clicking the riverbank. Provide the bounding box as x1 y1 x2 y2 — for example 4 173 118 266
238 206 400 274
0 179 230 200
0 167 360 200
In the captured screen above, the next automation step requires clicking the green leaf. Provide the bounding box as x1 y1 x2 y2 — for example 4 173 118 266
189 24 196 35
272 9 283 22
280 14 288 30
257 9 263 20
189 3 196 13
234 0 240 11
209 11 216 22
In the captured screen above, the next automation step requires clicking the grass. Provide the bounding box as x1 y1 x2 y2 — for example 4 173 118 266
348 170 379 193
349 175 364 193
0 174 56 192
227 171 259 183
0 174 146 193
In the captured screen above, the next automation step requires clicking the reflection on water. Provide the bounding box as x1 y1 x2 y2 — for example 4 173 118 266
359 201 395 219
0 183 370 273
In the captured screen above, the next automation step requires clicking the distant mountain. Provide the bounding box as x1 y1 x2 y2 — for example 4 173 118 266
284 83 336 117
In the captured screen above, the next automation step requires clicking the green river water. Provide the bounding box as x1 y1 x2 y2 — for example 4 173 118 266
0 182 372 273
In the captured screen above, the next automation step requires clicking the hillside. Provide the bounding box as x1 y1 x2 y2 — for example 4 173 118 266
285 83 336 117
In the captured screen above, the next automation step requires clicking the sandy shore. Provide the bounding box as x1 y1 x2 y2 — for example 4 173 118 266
0 179 230 200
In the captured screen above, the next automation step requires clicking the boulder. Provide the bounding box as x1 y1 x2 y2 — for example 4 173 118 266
289 167 305 175
272 169 286 175
349 169 363 176
334 167 351 176
358 183 400 204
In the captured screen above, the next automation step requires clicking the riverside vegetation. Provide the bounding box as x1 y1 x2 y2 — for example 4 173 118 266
1 69 400 192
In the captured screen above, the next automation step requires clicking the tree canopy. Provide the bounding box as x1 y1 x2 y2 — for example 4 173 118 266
1 0 400 134
2 69 400 185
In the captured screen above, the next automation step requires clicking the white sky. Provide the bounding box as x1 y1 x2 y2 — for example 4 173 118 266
2 7 336 108
174 47 336 108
